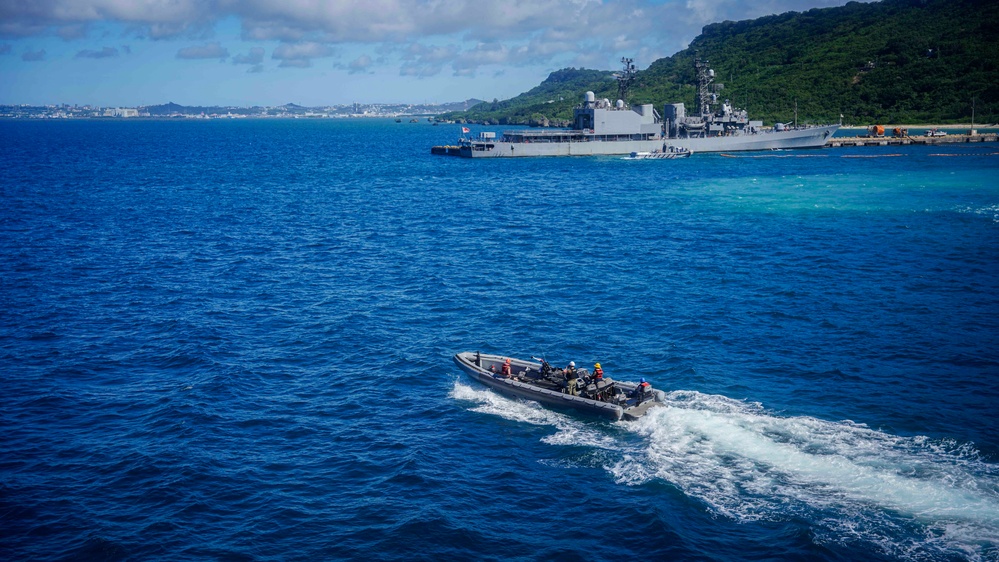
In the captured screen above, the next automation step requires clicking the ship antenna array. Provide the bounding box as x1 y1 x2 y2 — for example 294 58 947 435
616 57 636 104
695 55 714 116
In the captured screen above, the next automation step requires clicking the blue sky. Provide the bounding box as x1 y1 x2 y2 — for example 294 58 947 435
1 0 864 107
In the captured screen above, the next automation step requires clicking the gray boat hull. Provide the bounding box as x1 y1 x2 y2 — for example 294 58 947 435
459 124 838 157
453 352 663 421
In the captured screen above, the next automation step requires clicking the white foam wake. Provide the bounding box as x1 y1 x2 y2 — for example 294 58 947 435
452 382 999 560
621 391 999 560
450 380 619 451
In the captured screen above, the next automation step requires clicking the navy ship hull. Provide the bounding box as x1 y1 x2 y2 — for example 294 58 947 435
459 124 838 157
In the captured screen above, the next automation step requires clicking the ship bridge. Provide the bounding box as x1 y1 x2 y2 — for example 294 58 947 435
573 91 662 140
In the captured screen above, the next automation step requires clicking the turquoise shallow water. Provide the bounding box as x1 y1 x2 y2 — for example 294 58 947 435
1 119 998 561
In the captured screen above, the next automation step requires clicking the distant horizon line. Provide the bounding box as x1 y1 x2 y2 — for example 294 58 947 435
0 99 483 109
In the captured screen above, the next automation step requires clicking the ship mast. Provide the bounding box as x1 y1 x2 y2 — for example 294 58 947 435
695 55 714 116
616 57 636 104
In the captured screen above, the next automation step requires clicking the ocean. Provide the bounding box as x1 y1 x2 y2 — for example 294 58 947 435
1 118 998 561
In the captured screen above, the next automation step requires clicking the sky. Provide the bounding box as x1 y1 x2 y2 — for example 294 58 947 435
1 0 865 107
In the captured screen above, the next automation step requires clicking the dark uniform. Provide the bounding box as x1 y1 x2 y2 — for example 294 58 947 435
633 378 651 403
565 362 579 395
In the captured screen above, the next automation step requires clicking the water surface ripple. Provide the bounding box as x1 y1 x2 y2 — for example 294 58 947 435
1 120 998 561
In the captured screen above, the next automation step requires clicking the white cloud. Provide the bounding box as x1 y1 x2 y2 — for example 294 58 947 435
347 54 373 74
233 46 264 65
0 1 863 41
0 1 871 74
176 41 229 60
272 41 334 68
278 58 309 68
75 46 119 58
398 42 460 77
0 0 217 39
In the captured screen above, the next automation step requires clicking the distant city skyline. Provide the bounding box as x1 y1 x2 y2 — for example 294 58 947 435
1 0 867 107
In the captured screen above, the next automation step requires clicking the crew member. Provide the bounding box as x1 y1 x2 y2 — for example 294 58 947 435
632 377 652 403
565 361 579 395
592 363 604 382
501 358 512 378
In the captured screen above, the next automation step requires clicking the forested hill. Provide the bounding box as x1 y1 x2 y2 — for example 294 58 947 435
445 0 998 126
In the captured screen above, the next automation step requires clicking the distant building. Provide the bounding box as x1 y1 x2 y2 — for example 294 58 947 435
103 107 139 118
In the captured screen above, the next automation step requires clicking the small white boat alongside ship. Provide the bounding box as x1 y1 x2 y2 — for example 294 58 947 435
624 146 692 159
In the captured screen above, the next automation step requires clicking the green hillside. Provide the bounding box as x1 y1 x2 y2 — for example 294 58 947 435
445 68 616 126
445 0 999 126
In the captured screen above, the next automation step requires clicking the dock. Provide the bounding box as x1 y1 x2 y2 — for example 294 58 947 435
827 133 998 148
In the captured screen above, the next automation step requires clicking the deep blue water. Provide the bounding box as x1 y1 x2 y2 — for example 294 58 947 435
2 119 998 561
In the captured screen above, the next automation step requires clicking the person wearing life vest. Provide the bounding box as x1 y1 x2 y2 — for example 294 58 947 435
592 363 604 382
632 377 651 403
565 361 579 395
501 358 512 378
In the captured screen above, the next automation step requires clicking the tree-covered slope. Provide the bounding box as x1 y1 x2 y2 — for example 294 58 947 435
442 68 616 125
447 0 998 126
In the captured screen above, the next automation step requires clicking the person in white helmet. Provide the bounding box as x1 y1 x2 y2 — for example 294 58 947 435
564 361 579 395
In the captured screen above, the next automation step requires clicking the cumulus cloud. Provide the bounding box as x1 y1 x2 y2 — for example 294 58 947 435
347 54 373 74
0 1 862 41
176 41 229 60
75 46 119 58
451 42 535 77
232 46 264 65
399 43 458 77
22 48 45 61
272 41 333 68
0 0 217 39
0 1 868 74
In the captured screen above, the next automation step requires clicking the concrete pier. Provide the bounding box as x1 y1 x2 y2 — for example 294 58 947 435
827 133 998 148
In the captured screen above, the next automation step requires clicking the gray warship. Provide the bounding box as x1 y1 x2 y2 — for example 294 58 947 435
437 57 838 158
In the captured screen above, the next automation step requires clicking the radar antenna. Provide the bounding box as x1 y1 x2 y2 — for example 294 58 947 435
615 57 636 104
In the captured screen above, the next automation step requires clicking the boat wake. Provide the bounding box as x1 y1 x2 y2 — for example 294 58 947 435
452 381 999 560
451 379 618 451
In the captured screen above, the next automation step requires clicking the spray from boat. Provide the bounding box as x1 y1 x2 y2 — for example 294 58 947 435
451 380 999 559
